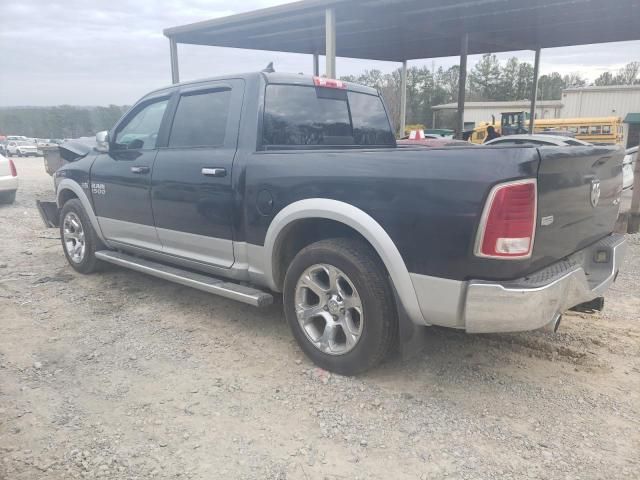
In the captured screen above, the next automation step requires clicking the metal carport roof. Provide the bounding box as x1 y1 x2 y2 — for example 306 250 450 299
163 0 640 138
164 0 640 63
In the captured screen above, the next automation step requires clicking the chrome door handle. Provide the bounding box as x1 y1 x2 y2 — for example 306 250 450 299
202 167 227 177
130 166 150 174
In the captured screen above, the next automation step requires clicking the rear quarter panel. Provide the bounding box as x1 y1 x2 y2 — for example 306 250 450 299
240 146 543 281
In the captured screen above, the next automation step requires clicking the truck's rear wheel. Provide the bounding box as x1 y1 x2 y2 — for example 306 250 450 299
60 199 102 274
283 238 397 375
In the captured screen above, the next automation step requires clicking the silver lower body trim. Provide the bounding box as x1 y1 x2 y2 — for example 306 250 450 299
409 274 466 328
156 227 234 268
98 217 161 251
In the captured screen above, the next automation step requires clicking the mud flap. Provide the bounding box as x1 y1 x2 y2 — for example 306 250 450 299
393 286 428 361
36 200 60 228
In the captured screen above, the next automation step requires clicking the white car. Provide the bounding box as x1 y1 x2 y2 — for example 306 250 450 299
6 140 39 157
36 139 58 149
0 153 18 204
484 134 592 147
623 146 637 192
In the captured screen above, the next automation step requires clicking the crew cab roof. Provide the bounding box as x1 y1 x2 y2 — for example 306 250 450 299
143 71 379 100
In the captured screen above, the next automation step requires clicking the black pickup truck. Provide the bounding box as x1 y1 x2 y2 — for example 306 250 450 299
42 72 627 375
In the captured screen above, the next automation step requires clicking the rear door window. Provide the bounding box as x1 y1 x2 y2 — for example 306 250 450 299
168 89 231 148
262 84 394 148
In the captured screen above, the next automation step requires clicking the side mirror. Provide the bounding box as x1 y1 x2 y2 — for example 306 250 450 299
96 131 110 153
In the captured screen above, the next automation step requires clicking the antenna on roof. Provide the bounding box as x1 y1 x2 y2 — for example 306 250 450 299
262 62 275 73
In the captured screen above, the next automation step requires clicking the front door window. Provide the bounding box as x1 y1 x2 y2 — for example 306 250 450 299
114 100 168 150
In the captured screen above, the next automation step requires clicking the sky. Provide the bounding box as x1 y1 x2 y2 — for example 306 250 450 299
1 0 639 107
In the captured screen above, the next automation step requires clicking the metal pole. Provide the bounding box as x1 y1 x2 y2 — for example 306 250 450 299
313 53 320 76
456 34 468 140
325 8 336 78
400 60 407 137
629 151 640 233
529 48 541 134
169 37 180 84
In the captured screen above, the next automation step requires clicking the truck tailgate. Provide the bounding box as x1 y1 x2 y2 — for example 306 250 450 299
534 145 624 262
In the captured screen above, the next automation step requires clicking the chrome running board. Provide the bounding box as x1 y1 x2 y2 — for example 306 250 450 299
95 250 273 307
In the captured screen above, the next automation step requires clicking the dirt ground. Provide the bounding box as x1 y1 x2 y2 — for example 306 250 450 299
1 157 639 480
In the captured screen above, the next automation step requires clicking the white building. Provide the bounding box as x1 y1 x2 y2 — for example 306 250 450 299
561 85 640 117
433 85 640 147
432 100 563 131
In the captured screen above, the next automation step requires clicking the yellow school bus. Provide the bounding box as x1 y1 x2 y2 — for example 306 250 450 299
469 116 623 144
531 117 623 144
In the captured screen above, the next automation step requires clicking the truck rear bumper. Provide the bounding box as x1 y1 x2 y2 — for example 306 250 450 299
463 234 627 333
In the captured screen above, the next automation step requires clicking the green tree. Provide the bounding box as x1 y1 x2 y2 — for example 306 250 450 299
0 105 129 139
469 54 502 100
594 71 615 86
563 73 587 88
615 61 640 85
538 72 566 100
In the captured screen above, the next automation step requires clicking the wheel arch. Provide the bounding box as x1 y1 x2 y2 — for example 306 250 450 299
264 198 425 325
57 179 107 244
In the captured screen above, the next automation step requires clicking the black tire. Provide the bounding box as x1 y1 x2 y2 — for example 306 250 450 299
0 190 16 204
59 198 103 274
283 238 397 376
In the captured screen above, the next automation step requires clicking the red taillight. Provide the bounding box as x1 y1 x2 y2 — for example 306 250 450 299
8 159 17 177
313 76 347 89
475 179 537 259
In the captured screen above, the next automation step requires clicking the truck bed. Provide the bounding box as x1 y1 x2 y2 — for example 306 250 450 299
242 144 624 282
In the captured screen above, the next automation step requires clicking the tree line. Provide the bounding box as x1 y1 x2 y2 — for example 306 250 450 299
0 105 128 139
340 56 640 133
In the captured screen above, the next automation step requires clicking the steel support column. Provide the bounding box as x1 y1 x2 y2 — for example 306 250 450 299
169 37 180 84
456 34 469 140
313 53 320 76
325 8 336 78
629 153 640 233
400 60 408 137
529 48 541 134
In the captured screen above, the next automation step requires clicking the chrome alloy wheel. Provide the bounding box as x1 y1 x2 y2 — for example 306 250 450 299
295 264 364 355
62 212 86 264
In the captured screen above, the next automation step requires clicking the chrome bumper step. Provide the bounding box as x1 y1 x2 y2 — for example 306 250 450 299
95 250 273 307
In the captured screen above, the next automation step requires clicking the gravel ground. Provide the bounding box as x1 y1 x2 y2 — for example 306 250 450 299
1 157 639 480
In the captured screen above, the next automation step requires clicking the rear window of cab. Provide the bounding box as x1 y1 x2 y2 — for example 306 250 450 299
262 84 395 149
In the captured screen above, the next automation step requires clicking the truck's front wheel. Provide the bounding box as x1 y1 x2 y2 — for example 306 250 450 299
60 199 102 274
283 238 397 375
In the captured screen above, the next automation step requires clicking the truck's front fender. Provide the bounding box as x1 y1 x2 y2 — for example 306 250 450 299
56 178 108 244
